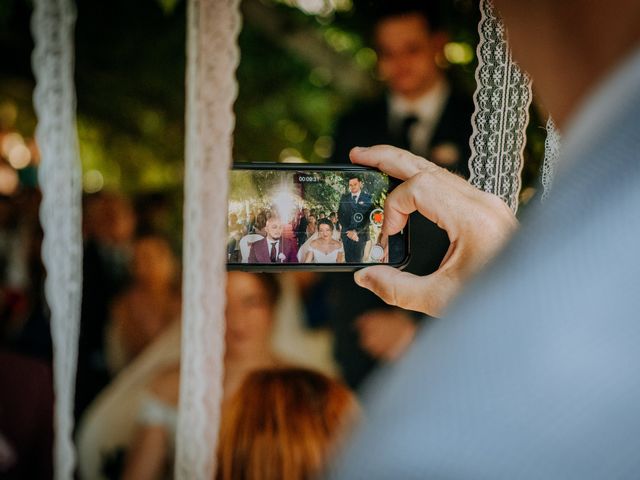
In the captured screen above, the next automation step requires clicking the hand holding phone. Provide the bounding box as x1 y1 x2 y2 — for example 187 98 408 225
350 145 518 316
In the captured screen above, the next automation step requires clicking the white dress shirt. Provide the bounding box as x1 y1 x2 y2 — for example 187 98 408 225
388 80 450 156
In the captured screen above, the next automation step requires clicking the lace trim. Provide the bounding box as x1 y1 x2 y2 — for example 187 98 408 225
174 0 241 478
31 0 83 478
541 117 561 202
468 0 533 213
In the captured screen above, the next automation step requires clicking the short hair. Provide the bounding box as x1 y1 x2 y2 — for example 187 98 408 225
317 218 334 231
216 368 358 480
254 212 267 230
347 174 363 183
371 0 444 34
253 273 281 306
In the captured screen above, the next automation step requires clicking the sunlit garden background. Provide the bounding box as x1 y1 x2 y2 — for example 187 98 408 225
0 0 545 242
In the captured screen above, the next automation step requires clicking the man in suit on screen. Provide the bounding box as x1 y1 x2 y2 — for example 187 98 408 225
337 175 373 263
248 216 298 264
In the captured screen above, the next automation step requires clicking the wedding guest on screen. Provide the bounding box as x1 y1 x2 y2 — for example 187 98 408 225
296 207 310 247
248 216 298 264
305 219 345 264
306 214 317 240
329 211 342 241
251 211 267 236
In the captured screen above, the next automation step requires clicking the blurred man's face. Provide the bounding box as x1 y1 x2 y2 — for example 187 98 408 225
349 178 363 194
266 218 283 240
375 13 444 100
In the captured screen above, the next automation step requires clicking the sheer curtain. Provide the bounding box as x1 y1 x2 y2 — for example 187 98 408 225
31 0 83 478
468 0 533 212
175 0 241 478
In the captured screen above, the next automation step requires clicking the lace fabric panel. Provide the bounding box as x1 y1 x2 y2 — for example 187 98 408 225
31 0 83 478
541 117 561 202
175 0 241 478
468 0 533 213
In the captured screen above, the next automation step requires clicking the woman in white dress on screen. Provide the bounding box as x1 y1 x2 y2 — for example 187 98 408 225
304 218 345 263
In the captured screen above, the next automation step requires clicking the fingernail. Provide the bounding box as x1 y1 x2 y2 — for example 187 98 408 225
352 146 369 153
354 270 367 286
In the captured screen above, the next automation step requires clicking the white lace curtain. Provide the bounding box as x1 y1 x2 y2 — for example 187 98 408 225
468 0 532 212
31 1 83 478
175 0 241 478
32 0 557 478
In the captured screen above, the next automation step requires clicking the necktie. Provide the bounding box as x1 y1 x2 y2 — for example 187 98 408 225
352 195 358 203
270 241 277 262
399 114 419 152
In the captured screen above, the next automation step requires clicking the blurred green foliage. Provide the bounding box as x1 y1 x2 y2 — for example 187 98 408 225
0 0 544 203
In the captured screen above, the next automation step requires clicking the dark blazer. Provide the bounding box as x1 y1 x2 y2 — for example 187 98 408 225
331 90 474 178
248 237 298 264
337 191 374 240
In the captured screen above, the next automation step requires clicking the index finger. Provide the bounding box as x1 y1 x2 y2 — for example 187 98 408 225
349 145 435 180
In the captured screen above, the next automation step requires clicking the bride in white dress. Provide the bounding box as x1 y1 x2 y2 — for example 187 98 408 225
304 218 345 263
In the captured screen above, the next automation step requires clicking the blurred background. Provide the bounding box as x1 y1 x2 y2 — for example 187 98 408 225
0 0 544 216
0 1 547 477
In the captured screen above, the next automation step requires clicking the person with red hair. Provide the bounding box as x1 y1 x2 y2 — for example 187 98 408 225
217 367 358 480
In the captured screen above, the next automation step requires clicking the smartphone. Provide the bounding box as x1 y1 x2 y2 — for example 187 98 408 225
227 163 409 271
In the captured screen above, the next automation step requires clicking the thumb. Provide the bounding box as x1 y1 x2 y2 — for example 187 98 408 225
354 266 460 317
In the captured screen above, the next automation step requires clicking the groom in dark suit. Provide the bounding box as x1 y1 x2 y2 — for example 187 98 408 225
248 216 298 264
338 175 374 263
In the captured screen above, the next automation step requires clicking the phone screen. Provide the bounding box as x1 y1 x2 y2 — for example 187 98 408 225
227 165 408 269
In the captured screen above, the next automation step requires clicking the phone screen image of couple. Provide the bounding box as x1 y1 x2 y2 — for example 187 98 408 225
227 169 389 265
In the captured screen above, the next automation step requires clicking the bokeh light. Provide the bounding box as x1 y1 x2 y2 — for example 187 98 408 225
355 48 377 70
313 136 333 158
279 147 306 163
444 42 475 65
276 0 352 16
0 164 19 196
0 101 18 129
7 143 31 169
83 169 104 193
1 132 24 158
309 67 333 87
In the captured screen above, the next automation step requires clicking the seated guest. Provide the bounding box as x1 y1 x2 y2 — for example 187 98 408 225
118 272 284 480
304 219 345 264
251 211 267 236
216 367 359 480
329 211 342 241
106 234 181 373
248 216 298 264
305 214 317 240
